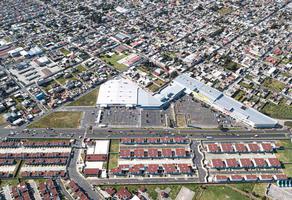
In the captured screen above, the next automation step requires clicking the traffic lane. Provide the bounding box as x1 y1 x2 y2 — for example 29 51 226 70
2 132 289 141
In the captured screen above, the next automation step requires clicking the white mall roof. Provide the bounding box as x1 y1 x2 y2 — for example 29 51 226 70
97 78 138 106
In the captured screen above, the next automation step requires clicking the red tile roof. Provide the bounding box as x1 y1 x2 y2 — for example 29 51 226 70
226 158 238 168
120 149 131 157
162 148 172 157
230 175 243 181
254 158 267 167
147 138 158 143
147 164 159 174
215 175 228 181
221 143 233 152
207 144 219 152
211 159 225 168
274 174 287 180
86 154 107 162
261 143 273 152
260 174 273 180
121 138 131 143
163 164 176 173
248 143 260 152
239 158 253 168
175 148 186 157
134 149 144 157
148 148 158 157
134 138 145 143
245 175 258 180
104 187 116 196
174 137 187 143
116 187 132 199
178 164 191 173
83 168 100 175
267 158 281 167
160 137 172 143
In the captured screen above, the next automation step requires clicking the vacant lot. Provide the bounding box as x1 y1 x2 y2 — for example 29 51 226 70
176 114 187 127
261 102 292 119
59 48 71 56
68 87 99 106
99 184 260 200
0 114 7 126
109 140 120 153
200 185 249 200
100 53 127 71
147 83 160 93
28 111 82 128
263 78 286 92
276 140 292 177
108 153 118 170
276 140 292 163
233 90 246 102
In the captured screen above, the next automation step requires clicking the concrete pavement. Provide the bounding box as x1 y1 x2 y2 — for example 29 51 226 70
67 143 102 200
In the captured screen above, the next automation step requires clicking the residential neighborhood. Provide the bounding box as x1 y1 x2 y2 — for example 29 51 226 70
0 0 291 200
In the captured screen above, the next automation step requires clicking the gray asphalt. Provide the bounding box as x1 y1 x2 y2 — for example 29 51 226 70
1 127 290 141
192 141 207 183
67 141 102 200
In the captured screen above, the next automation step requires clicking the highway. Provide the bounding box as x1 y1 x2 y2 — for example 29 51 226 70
1 127 290 141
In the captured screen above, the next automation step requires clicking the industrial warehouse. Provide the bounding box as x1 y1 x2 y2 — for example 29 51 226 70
97 73 277 128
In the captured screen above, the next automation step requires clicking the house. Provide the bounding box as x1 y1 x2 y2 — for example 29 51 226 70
211 159 225 169
115 187 132 200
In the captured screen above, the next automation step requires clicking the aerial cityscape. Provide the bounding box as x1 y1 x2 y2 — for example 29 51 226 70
0 0 291 199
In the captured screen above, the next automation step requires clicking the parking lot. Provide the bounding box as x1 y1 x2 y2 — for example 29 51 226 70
100 107 140 127
173 95 218 128
141 109 168 127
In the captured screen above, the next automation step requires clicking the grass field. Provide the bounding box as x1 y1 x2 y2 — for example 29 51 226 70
75 65 87 72
109 140 120 153
200 185 249 200
261 102 292 119
0 178 19 187
59 48 71 56
99 184 255 200
28 111 82 128
56 75 77 86
100 53 128 71
276 140 292 162
68 87 99 106
108 153 118 169
276 140 292 177
263 78 286 92
233 90 246 102
100 184 200 200
283 164 292 177
252 183 268 197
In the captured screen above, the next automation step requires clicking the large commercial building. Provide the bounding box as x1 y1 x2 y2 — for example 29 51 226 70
96 74 277 128
176 74 277 128
96 77 185 109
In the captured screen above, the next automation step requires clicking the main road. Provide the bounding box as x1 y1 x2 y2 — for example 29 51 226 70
0 127 290 141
